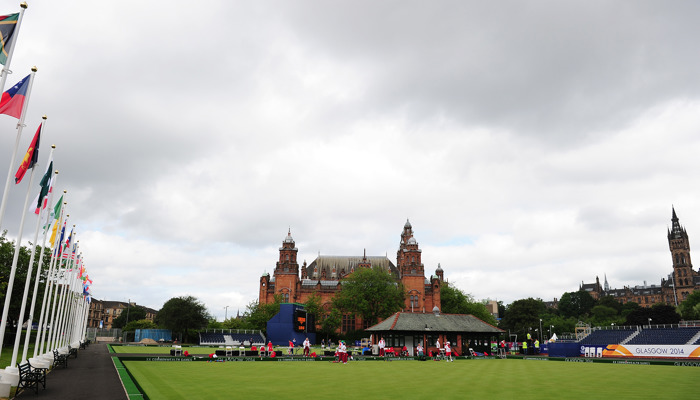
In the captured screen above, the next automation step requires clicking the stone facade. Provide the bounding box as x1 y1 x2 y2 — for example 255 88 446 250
259 220 444 331
581 208 700 307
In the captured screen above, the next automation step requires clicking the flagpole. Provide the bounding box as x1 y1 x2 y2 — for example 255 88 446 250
12 144 54 365
35 190 65 357
0 2 28 92
0 66 37 232
52 229 75 350
0 154 38 377
23 160 56 362
45 217 69 352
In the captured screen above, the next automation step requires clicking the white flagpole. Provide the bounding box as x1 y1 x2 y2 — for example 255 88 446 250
48 266 68 351
35 191 65 356
53 230 75 349
44 221 68 352
0 2 28 92
0 150 38 373
0 66 37 233
11 145 53 364
23 149 56 361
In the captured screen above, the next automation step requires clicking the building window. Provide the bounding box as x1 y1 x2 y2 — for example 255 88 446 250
386 334 404 347
410 295 419 309
342 315 355 333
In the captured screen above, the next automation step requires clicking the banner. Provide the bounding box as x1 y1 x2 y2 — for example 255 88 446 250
602 344 700 358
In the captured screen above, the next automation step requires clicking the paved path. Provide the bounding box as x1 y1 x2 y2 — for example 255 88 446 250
15 343 127 400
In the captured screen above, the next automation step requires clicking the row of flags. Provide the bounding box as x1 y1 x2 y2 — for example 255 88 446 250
0 4 94 366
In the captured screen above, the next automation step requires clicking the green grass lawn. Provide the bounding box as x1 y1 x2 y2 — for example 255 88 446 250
111 345 321 355
122 358 700 400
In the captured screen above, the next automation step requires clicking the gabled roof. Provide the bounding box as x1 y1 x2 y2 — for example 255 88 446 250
366 312 504 334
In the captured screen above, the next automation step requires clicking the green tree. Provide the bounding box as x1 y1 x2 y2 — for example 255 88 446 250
678 291 700 320
558 290 596 319
620 301 640 319
440 283 497 325
597 295 623 314
499 298 546 338
331 266 405 326
590 305 623 326
0 232 52 325
319 308 342 342
243 296 282 333
154 296 210 343
123 319 158 332
624 303 680 326
112 305 147 329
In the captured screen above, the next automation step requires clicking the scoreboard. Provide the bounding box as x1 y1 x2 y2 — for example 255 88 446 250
293 309 315 333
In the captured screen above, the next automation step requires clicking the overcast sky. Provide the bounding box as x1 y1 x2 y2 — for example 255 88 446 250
1 1 700 320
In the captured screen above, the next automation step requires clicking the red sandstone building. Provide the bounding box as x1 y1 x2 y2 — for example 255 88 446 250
259 220 444 332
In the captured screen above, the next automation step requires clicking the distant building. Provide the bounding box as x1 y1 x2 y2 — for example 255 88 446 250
259 220 445 332
580 208 700 307
87 300 157 329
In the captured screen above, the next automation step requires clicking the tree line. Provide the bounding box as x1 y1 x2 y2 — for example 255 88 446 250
128 267 700 344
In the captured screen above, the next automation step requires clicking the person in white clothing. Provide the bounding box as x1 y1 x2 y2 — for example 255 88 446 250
445 341 452 362
303 337 311 357
378 337 386 356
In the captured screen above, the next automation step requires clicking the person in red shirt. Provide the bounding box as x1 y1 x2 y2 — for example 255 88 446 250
268 341 273 355
288 340 294 355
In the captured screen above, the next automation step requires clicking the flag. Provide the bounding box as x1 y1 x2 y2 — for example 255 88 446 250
52 195 63 221
35 160 52 213
0 74 29 118
54 221 66 256
0 13 19 65
49 217 59 243
15 123 41 184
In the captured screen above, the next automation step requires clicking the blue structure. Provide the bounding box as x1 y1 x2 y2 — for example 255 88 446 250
547 342 581 357
135 329 172 342
266 303 316 346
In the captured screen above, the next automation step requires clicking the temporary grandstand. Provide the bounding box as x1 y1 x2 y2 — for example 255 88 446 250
548 322 700 358
579 324 700 346
199 330 266 346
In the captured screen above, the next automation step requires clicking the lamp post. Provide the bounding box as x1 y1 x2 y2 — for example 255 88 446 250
539 319 543 342
224 306 229 321
648 318 652 328
549 325 554 339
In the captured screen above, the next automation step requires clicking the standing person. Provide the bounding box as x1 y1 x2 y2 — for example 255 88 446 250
445 341 452 362
416 343 424 357
288 339 294 356
522 341 528 355
341 341 348 364
534 339 540 355
321 339 325 350
303 337 311 357
378 337 386 356
267 341 273 356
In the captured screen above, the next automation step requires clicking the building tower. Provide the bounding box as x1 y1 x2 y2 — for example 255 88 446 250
274 229 300 303
397 219 427 312
668 207 694 304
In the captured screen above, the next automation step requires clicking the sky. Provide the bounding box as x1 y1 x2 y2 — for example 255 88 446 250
1 1 700 320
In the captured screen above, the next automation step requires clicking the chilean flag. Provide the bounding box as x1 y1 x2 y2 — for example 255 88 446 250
0 74 30 118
